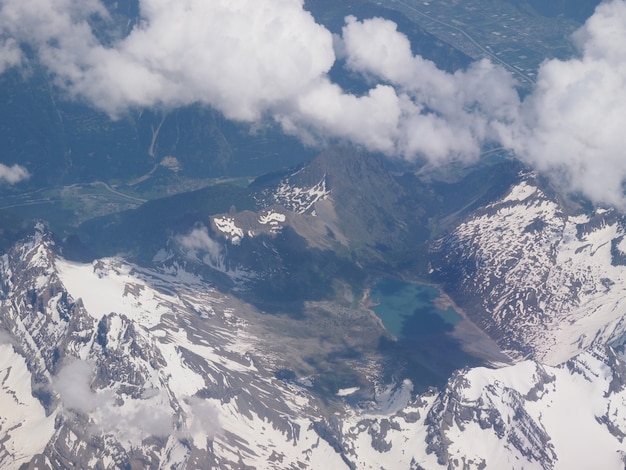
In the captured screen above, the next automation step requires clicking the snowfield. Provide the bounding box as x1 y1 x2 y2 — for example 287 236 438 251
435 176 626 364
3 217 626 467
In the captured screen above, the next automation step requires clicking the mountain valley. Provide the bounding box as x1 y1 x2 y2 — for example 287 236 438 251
1 0 625 468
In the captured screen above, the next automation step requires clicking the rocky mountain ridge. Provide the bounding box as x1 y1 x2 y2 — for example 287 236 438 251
432 172 626 364
3 206 626 468
3 143 626 470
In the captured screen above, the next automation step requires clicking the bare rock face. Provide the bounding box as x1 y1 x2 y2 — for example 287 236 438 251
432 173 626 364
0 227 347 468
425 365 556 469
4 225 626 469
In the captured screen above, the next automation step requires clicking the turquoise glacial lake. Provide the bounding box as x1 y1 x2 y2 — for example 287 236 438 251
370 278 461 338
369 277 479 391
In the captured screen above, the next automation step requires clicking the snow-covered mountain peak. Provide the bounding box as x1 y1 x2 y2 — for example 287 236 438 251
272 174 330 215
433 175 626 364
0 230 381 468
4 205 626 468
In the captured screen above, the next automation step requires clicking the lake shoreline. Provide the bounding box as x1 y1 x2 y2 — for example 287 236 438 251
363 276 513 367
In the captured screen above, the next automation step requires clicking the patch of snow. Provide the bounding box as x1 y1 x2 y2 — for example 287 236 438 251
56 258 176 327
337 387 360 397
258 210 286 225
372 379 414 415
273 176 330 214
439 181 626 364
160 156 180 171
213 217 244 245
342 348 626 469
0 344 56 469
34 274 49 289
297 377 313 387
501 181 537 203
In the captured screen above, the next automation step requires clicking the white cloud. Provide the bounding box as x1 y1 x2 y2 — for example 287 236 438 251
2 0 501 162
185 396 221 450
0 0 514 162
1 0 626 207
0 38 21 72
277 79 403 153
176 225 224 267
341 15 452 92
53 357 173 442
339 16 520 162
504 0 626 208
54 357 98 413
0 0 335 120
0 164 29 185
98 397 173 441
339 5 626 206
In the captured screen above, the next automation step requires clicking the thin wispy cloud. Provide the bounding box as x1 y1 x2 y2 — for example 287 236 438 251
0 37 20 72
176 225 224 267
185 396 221 449
53 357 173 443
0 163 30 185
1 0 625 206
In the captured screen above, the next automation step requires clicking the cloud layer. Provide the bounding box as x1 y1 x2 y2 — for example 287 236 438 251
1 0 626 207
504 0 626 208
0 0 335 120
